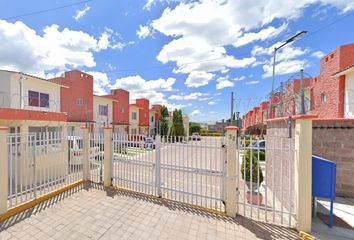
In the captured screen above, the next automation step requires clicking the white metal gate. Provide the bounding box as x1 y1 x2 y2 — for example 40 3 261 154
7 130 83 208
112 134 226 211
89 133 104 183
236 136 296 227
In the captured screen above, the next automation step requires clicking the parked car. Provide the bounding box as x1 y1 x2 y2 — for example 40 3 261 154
250 140 266 161
191 133 201 141
250 140 266 149
144 137 156 149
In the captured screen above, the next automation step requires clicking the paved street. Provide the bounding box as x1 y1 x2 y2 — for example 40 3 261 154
0 183 300 240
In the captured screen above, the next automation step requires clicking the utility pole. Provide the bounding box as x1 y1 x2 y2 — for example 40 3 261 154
280 82 284 117
300 69 305 114
231 92 234 126
19 73 24 109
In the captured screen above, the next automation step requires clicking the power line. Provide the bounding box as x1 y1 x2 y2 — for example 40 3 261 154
4 0 94 21
301 10 354 40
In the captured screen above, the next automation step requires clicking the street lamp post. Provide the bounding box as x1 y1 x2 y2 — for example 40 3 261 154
269 31 307 119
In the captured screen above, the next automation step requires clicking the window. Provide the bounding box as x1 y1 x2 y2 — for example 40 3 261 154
132 112 137 120
28 91 39 107
330 53 334 59
321 93 327 102
77 98 84 106
151 116 154 122
40 93 49 108
131 128 137 134
99 105 108 116
28 91 49 108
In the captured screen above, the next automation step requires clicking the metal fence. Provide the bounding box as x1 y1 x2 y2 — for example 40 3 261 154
112 134 226 211
237 136 295 227
89 133 104 183
7 130 83 208
112 134 157 196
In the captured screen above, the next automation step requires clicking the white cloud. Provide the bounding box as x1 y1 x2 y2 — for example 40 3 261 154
143 0 191 11
73 5 91 21
111 75 175 92
252 42 309 78
136 25 151 39
312 51 325 59
169 92 210 100
251 42 308 61
208 101 216 105
234 76 245 81
262 59 309 78
245 80 260 85
216 75 234 89
156 36 256 74
185 71 214 88
234 23 288 47
165 103 186 110
96 31 110 51
0 20 117 74
169 94 184 100
184 92 204 100
191 109 202 116
87 71 110 96
150 0 354 84
111 75 176 105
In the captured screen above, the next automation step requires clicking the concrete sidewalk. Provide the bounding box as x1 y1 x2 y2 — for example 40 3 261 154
311 197 354 240
0 183 300 240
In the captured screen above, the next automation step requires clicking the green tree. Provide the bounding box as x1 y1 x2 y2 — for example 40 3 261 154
189 122 201 135
160 105 169 136
169 109 185 139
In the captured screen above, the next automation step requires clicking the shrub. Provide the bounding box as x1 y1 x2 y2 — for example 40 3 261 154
241 150 264 185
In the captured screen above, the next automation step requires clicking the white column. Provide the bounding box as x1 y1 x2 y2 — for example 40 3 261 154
225 126 238 217
81 126 90 181
0 127 8 214
103 127 112 187
294 117 313 232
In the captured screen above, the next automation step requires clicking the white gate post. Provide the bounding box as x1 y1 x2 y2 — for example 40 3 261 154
0 127 8 214
155 135 162 197
294 116 313 232
103 127 112 187
81 126 90 181
225 126 238 217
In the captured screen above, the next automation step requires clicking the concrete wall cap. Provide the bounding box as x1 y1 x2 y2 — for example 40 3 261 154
225 126 238 130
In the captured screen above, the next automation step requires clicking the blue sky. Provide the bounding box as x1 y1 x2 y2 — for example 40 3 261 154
1 0 354 122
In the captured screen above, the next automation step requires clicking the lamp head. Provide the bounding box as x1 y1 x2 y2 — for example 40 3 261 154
285 31 307 43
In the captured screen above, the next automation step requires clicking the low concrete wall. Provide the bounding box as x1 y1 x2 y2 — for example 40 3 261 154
313 119 354 197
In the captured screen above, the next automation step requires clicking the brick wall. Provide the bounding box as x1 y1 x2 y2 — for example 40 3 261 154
136 98 149 127
312 120 354 197
109 89 130 125
53 70 94 122
265 119 295 212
